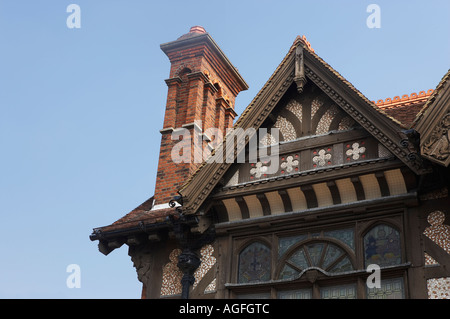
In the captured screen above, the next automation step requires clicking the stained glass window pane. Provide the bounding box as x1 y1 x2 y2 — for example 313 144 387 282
364 224 401 267
366 278 404 299
278 234 308 258
278 289 312 299
288 248 309 270
320 284 356 299
324 228 355 250
322 244 344 270
238 242 271 283
279 264 300 280
329 256 353 273
306 243 324 266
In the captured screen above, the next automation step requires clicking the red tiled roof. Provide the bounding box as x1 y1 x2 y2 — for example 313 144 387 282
97 196 176 233
372 90 434 128
413 70 450 128
111 197 154 225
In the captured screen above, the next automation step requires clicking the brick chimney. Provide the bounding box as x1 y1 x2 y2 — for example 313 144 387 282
153 26 248 207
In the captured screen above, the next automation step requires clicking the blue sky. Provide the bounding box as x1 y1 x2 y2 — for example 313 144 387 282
0 0 448 298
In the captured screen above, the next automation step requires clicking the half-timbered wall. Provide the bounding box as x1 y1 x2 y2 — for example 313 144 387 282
131 78 449 299
211 82 413 224
190 81 450 300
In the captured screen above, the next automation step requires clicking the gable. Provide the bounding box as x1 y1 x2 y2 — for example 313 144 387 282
260 81 359 143
220 80 396 187
179 36 426 216
210 78 415 223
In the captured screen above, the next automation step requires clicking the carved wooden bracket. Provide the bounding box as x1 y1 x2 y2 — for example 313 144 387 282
129 244 154 285
294 46 307 93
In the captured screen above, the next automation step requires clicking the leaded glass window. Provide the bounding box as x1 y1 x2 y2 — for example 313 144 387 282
278 229 354 258
236 292 271 299
278 289 312 299
366 277 404 299
278 241 354 280
238 242 271 283
233 220 406 299
323 228 354 251
307 243 324 265
320 284 356 299
278 234 308 257
364 224 401 267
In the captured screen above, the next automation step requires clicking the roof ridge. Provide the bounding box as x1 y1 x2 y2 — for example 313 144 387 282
373 90 434 108
303 45 405 128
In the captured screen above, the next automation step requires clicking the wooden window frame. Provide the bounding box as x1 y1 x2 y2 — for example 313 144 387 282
225 211 410 299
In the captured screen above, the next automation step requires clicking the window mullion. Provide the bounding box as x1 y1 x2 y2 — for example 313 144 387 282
312 282 320 299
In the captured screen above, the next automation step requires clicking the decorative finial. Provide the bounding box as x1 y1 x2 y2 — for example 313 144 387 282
294 35 315 53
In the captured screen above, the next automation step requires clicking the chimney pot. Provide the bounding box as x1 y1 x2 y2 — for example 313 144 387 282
189 26 206 34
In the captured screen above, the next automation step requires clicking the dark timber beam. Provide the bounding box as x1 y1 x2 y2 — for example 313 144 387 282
278 189 293 213
301 185 318 208
400 166 418 192
213 201 229 223
327 181 341 205
423 236 450 278
279 109 302 139
211 160 403 200
235 197 249 219
351 176 365 201
256 193 271 216
375 172 390 197
329 112 347 132
311 101 333 134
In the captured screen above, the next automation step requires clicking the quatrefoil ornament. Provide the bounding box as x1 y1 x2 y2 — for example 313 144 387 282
281 155 299 173
346 142 366 160
313 149 331 167
250 162 268 178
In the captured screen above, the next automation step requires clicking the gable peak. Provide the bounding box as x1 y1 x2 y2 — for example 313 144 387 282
293 35 315 53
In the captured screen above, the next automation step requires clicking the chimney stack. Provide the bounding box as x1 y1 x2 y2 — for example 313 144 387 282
153 27 248 207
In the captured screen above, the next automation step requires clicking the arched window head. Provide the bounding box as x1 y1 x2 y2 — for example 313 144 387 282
178 67 191 77
214 83 222 97
278 240 354 280
175 66 192 80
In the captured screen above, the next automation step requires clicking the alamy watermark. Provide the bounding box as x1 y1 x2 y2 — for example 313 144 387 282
366 264 381 288
170 120 280 172
65 262 380 291
66 4 81 29
66 264 81 288
65 4 380 30
366 4 381 29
